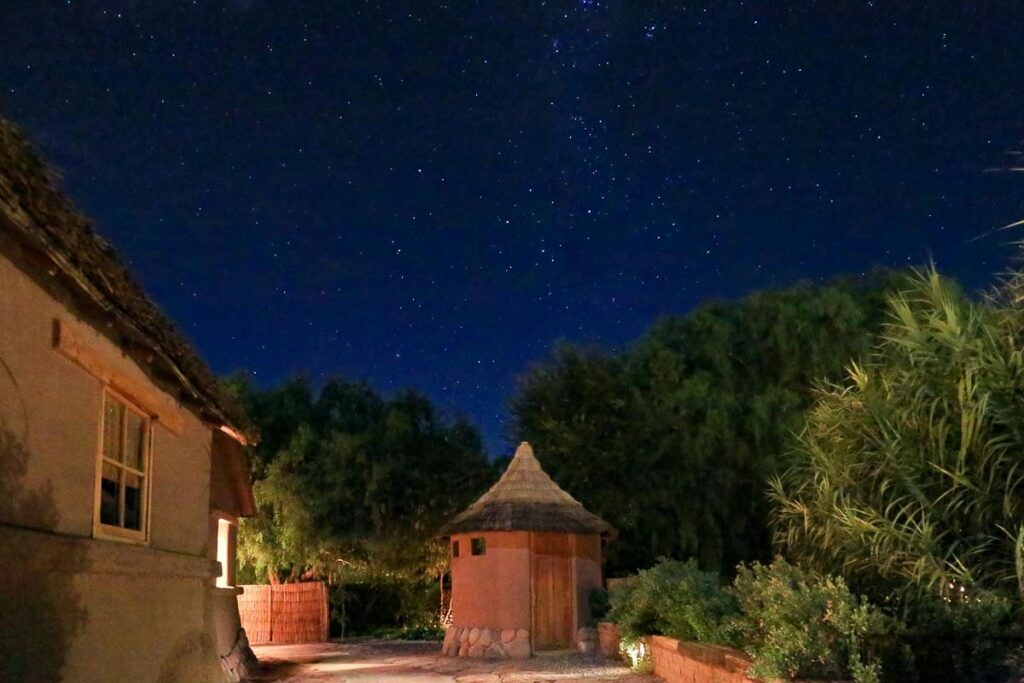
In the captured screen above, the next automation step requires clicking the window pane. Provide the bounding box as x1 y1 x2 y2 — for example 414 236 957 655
471 537 486 556
103 398 124 462
100 462 120 526
124 473 143 531
452 541 460 558
125 410 146 472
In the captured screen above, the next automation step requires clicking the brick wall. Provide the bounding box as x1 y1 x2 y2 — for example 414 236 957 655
597 621 622 660
648 635 755 683
598 622 757 683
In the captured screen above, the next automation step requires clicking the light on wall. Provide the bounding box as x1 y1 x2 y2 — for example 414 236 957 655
216 518 235 588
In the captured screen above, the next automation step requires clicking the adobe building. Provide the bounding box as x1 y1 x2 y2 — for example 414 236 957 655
0 118 257 681
439 442 614 658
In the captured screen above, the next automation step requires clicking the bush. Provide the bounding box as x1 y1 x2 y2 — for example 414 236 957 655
370 623 446 641
771 269 1024 601
330 574 439 637
589 588 610 624
608 559 741 646
898 591 1023 683
733 558 889 683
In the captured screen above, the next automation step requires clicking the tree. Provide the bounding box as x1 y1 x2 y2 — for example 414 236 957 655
511 273 899 574
228 377 495 593
771 268 1024 600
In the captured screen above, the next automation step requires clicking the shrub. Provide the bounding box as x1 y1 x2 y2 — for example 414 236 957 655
608 559 741 646
898 591 1022 683
329 573 439 637
771 269 1024 601
370 623 446 641
733 558 889 683
589 588 610 624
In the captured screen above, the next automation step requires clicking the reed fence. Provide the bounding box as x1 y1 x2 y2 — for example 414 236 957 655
238 582 329 644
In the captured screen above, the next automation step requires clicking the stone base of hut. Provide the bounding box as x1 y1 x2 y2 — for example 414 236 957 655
441 625 532 658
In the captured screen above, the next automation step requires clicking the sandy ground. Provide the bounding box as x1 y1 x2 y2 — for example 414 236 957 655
250 640 654 683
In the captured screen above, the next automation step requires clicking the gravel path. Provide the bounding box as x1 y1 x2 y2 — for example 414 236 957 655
251 640 654 683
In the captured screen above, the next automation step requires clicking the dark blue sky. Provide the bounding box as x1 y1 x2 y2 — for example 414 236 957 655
2 2 1023 454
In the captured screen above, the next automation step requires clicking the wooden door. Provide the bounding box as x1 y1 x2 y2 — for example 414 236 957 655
532 533 574 650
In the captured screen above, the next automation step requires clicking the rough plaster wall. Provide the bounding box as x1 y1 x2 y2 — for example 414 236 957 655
0 440 88 682
71 570 222 683
0 251 227 681
210 588 245 657
1 251 101 537
0 250 213 552
450 531 532 631
150 415 213 557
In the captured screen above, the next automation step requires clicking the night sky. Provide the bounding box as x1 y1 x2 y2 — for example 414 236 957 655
3 2 1023 454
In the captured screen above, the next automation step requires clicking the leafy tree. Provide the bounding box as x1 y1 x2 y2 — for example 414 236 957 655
228 377 494 605
511 273 899 574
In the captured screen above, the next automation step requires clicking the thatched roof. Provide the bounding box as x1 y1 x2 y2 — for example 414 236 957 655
0 117 249 438
439 442 614 537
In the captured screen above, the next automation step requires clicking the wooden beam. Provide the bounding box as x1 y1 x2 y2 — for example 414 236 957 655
53 318 186 434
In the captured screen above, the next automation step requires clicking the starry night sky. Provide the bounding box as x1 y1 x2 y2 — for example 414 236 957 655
3 2 1024 454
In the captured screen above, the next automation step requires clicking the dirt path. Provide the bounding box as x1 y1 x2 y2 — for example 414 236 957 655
250 640 653 683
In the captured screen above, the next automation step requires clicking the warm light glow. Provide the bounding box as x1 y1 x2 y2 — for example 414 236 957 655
216 518 233 588
622 640 648 669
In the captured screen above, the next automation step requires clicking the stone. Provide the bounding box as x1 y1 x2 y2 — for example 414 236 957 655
458 627 470 643
458 638 470 657
468 643 486 658
500 628 517 644
505 635 531 659
468 627 481 645
515 629 529 642
578 626 597 642
446 630 462 656
577 639 596 654
485 642 506 658
442 627 456 655
477 628 493 647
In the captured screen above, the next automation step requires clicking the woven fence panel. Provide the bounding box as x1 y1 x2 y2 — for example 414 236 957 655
238 585 272 644
238 582 329 644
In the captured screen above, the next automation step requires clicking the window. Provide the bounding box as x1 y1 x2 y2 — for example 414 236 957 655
452 540 460 558
96 391 151 541
471 537 486 556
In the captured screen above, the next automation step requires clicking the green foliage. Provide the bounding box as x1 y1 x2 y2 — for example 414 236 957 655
227 376 495 629
329 567 440 637
897 592 1022 683
771 268 1024 600
589 588 610 623
608 559 741 646
370 623 447 641
512 273 898 573
733 558 889 683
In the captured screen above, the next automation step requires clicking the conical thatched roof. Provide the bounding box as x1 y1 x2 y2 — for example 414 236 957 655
439 442 614 537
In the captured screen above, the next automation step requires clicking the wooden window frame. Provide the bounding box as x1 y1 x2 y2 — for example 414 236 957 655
93 388 153 544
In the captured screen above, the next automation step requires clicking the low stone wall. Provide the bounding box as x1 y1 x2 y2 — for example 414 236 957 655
597 621 622 660
441 625 531 658
649 635 754 683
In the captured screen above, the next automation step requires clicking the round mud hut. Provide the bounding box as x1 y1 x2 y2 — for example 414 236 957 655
438 441 614 658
